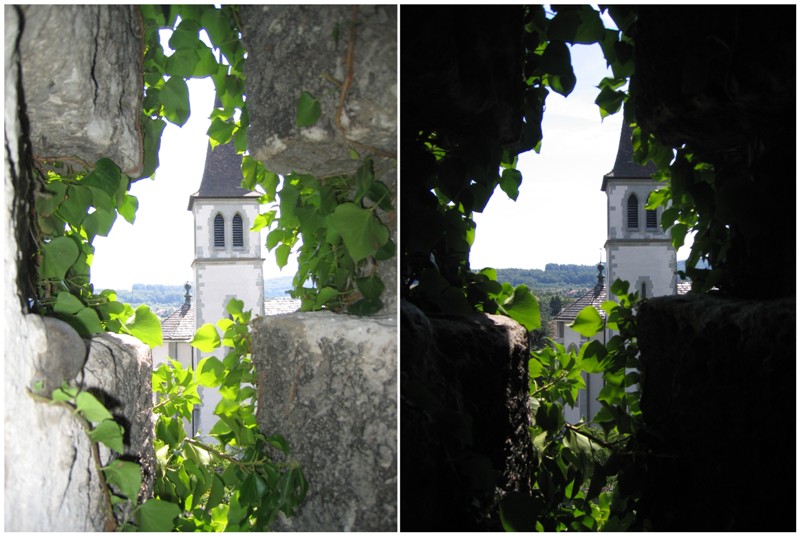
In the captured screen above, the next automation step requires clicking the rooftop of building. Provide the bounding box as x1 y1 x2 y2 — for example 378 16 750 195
601 122 659 191
188 140 259 210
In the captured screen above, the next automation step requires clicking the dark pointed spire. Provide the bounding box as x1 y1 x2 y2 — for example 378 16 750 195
601 122 659 191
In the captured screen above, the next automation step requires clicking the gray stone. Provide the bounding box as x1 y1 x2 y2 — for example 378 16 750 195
82 333 156 502
251 311 397 532
35 316 88 392
400 301 533 531
240 5 396 177
18 5 143 175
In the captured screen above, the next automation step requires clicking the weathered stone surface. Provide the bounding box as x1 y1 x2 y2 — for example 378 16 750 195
636 294 795 531
240 5 396 177
18 5 143 174
401 300 533 531
83 333 156 502
251 311 397 532
4 326 153 531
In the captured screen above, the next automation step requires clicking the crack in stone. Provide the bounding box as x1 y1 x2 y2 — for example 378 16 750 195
58 442 79 514
89 8 101 106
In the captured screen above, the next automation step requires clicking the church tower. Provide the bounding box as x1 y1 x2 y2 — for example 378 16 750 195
602 123 677 299
188 140 264 435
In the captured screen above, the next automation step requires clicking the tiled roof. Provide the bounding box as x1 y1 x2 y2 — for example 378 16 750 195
161 301 195 341
677 280 691 295
601 122 658 191
554 283 607 322
188 141 259 209
264 297 301 316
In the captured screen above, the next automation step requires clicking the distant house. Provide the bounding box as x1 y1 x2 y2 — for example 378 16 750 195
553 122 689 424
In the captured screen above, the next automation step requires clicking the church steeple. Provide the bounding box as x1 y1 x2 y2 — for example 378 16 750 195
188 141 255 210
602 121 677 298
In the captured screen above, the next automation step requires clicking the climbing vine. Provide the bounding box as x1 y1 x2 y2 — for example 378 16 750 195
152 299 307 531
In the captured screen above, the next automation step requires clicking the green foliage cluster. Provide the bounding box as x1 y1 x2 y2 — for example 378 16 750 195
501 280 643 531
152 298 307 531
247 152 395 315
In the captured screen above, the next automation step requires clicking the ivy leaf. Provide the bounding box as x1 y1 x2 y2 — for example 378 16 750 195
160 76 191 126
135 498 180 532
314 286 339 308
191 323 221 353
329 203 389 263
83 208 117 240
87 419 125 454
595 86 626 119
356 275 384 301
165 48 200 78
275 243 291 269
41 237 78 279
569 305 604 337
207 117 236 147
75 391 114 424
348 297 382 316
296 91 321 127
118 193 138 224
499 168 522 201
354 157 374 203
127 305 163 348
501 285 541 331
52 291 83 315
140 116 166 179
58 185 92 225
197 356 225 387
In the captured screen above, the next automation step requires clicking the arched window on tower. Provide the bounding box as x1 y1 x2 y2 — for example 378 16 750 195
214 214 225 247
232 214 244 247
627 194 639 228
646 207 658 229
641 281 647 298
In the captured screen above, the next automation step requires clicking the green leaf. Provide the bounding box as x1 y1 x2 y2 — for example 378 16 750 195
75 391 114 423
354 157 374 203
40 236 80 280
140 116 166 179
83 208 117 240
240 473 268 506
569 306 604 337
160 76 191 126
53 291 84 315
295 91 321 127
275 243 291 269
87 419 125 454
609 278 629 298
314 286 339 308
206 474 225 510
347 297 383 316
356 275 384 301
329 203 389 263
127 305 163 348
191 323 221 353
135 498 180 532
59 184 92 225
502 285 541 331
579 339 608 373
670 222 689 249
72 307 104 336
207 117 236 146
197 356 225 388
118 193 138 224
499 168 522 201
102 459 142 501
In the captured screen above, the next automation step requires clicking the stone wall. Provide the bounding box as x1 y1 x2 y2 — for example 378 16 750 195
4 5 152 531
400 300 533 531
251 312 397 531
635 293 795 531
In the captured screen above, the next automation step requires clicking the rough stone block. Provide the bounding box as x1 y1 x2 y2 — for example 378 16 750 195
251 311 397 531
240 5 396 177
18 5 143 174
400 300 533 531
636 294 795 531
4 324 153 531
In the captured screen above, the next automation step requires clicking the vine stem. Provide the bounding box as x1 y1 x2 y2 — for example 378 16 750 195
531 372 567 397
25 389 118 530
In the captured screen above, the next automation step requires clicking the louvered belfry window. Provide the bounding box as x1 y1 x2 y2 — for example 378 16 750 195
646 208 658 229
232 214 244 247
214 214 225 247
627 194 639 228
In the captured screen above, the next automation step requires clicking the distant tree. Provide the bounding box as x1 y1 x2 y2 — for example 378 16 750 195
549 295 563 316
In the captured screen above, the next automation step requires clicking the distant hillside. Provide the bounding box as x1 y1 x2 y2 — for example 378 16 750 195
116 278 296 319
495 264 599 291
